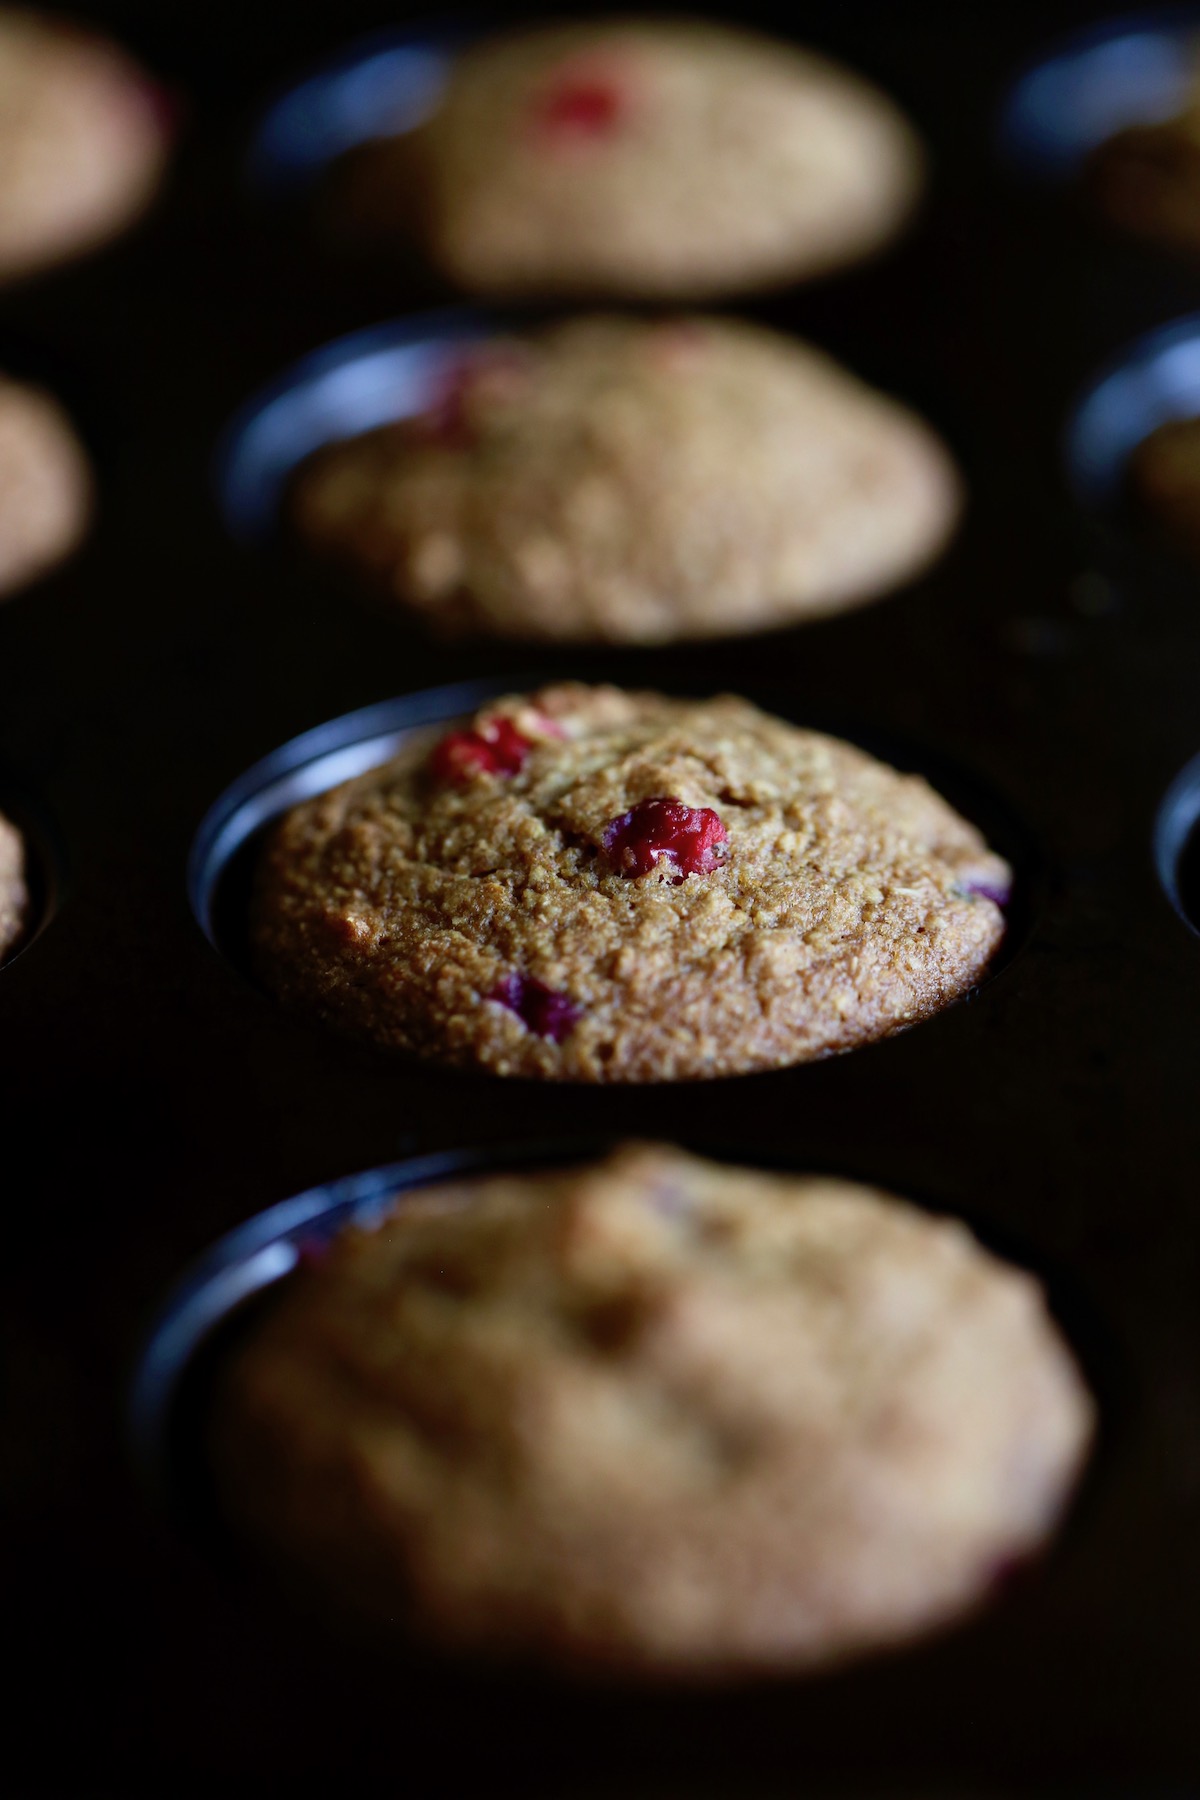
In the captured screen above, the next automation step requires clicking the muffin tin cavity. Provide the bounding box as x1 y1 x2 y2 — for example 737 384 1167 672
247 27 458 196
999 12 1200 181
189 678 497 969
1066 312 1200 515
217 312 492 542
130 1150 471 1530
190 681 1037 1011
130 1145 1108 1597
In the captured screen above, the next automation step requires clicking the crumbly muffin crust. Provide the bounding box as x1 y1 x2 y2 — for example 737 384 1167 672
0 809 27 959
290 315 961 644
1129 415 1200 559
336 18 924 297
0 8 169 282
251 685 1010 1081
0 376 91 597
211 1143 1094 1676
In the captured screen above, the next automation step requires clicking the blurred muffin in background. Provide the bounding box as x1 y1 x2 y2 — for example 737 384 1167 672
0 8 171 282
1129 414 1200 558
1084 46 1200 253
290 314 961 644
330 17 925 298
0 809 27 959
0 374 90 596
211 1142 1094 1676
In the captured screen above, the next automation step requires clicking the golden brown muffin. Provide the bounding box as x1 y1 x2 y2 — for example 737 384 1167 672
0 808 27 959
333 18 923 298
212 1143 1094 1677
251 685 1010 1081
0 375 91 596
290 315 961 644
0 8 170 282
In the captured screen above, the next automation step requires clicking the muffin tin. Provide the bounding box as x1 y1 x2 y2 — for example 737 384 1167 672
8 1 1200 1792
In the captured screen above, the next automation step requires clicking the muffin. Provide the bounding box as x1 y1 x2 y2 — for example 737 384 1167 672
0 809 28 959
331 18 923 298
0 375 91 596
1083 46 1200 254
211 1142 1094 1676
1128 415 1200 559
251 684 1011 1081
0 8 170 282
289 315 961 644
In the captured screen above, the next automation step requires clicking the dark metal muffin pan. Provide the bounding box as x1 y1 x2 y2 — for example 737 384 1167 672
9 1 1200 1793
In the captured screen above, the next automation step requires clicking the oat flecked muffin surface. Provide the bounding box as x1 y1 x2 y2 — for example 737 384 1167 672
1128 415 1200 560
334 19 924 297
289 315 961 644
0 376 91 596
0 809 28 959
251 685 1011 1081
211 1143 1095 1677
0 8 170 283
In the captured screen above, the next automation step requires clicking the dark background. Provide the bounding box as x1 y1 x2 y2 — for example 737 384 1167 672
6 2 1200 1794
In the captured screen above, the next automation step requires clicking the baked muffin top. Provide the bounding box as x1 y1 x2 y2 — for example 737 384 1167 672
290 315 961 644
334 17 924 298
0 808 27 961
0 9 169 282
251 685 1010 1081
0 375 91 597
212 1143 1094 1676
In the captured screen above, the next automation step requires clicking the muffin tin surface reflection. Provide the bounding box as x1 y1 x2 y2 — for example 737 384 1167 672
1067 312 1200 513
217 310 492 541
247 25 460 197
999 8 1200 180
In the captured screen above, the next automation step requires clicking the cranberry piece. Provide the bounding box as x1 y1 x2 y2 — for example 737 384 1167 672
429 717 534 783
295 1234 330 1270
531 70 625 141
408 348 527 450
602 797 728 880
489 973 579 1043
964 879 1012 909
648 319 710 369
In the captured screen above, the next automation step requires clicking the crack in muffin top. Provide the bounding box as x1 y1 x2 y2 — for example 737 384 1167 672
252 684 1011 1081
